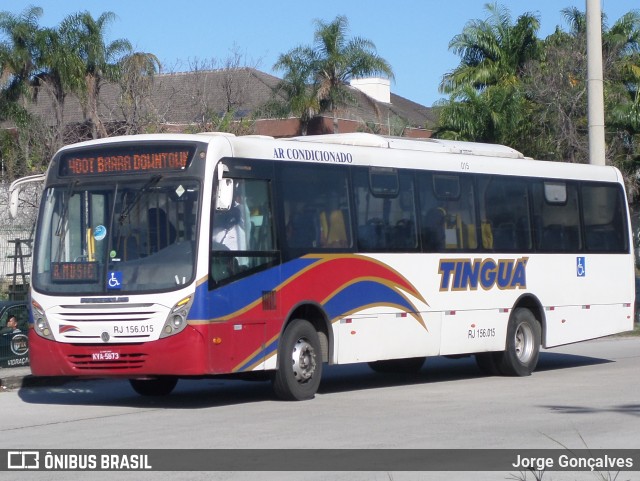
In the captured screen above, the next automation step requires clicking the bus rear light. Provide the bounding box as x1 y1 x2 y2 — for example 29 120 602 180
212 337 222 345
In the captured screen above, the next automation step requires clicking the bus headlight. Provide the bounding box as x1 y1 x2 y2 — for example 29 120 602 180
160 296 193 338
32 300 54 340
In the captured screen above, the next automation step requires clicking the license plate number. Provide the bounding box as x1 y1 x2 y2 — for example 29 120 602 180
92 351 119 361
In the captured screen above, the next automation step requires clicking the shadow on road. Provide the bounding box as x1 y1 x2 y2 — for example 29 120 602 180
16 350 610 409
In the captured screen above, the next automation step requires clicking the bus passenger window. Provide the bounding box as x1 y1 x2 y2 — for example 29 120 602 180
532 182 581 252
354 168 417 251
478 177 531 252
420 173 476 251
281 164 351 251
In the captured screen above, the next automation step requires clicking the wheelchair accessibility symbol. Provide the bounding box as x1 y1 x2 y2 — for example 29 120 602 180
576 257 586 277
107 271 123 289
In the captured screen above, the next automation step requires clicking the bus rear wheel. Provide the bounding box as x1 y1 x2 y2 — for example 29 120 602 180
129 376 178 396
494 308 541 376
271 319 322 401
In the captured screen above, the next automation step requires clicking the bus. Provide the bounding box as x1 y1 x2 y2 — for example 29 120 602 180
27 132 635 400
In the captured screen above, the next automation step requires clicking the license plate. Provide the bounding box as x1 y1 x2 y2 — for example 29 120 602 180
92 351 120 361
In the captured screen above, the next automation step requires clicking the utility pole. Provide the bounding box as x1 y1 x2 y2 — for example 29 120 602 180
586 0 606 165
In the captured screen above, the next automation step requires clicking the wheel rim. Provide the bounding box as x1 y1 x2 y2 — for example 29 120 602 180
291 337 316 383
514 322 534 363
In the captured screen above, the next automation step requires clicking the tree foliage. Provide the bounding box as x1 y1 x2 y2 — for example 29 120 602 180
435 3 640 201
274 15 394 133
0 7 144 181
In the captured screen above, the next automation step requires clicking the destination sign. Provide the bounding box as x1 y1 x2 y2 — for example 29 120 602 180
59 145 195 177
51 262 99 282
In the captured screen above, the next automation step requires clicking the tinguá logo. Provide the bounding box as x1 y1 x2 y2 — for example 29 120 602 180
438 257 528 291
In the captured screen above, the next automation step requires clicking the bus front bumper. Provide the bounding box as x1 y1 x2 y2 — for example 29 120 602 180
28 326 208 377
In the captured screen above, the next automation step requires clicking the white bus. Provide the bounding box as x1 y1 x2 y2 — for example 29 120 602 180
27 132 634 400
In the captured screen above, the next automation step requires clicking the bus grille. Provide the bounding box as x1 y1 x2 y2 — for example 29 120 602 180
67 351 147 370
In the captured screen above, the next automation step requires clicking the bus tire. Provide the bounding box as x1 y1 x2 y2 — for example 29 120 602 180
368 356 426 373
272 319 323 401
129 377 178 396
495 308 541 376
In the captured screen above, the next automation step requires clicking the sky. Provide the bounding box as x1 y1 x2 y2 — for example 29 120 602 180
3 0 638 107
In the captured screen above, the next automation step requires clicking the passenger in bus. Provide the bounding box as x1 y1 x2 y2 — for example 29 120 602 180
148 208 177 252
212 205 244 250
319 197 348 248
423 207 446 251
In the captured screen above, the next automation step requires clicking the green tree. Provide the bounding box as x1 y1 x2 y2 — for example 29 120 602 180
272 48 319 135
33 24 85 151
0 6 42 117
435 3 540 147
523 8 640 167
440 2 540 94
0 6 48 178
275 15 394 133
59 11 132 139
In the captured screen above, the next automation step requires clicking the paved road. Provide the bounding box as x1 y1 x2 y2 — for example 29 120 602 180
1 336 639 481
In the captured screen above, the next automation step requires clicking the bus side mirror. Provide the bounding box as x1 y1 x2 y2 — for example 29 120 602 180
215 178 234 211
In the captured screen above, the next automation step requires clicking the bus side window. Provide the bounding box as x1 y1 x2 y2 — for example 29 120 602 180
420 173 476 251
532 182 582 252
281 164 351 251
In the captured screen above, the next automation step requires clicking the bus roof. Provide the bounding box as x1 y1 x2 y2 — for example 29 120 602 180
288 133 526 159
52 132 623 185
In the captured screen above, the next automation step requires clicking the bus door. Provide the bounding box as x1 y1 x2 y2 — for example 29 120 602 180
208 160 280 373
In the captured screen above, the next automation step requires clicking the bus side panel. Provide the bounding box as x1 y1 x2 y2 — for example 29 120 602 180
334 310 442 364
531 254 634 347
207 321 267 373
439 309 509 356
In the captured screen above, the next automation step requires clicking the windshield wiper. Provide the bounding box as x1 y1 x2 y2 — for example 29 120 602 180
118 175 162 225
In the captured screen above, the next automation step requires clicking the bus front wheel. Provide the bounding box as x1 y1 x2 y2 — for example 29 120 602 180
129 376 178 396
272 319 323 401
495 308 541 376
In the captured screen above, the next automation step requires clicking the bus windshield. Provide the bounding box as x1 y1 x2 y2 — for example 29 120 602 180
33 177 200 295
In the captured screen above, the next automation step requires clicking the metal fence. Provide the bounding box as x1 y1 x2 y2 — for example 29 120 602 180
0 227 33 300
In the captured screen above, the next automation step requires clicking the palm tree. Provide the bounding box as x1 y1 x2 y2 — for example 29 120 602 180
33 25 85 150
439 2 540 94
275 15 394 133
60 11 132 139
0 6 43 115
0 6 48 178
273 47 319 135
435 3 540 147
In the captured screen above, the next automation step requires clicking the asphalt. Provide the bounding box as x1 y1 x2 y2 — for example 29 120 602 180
0 366 73 391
